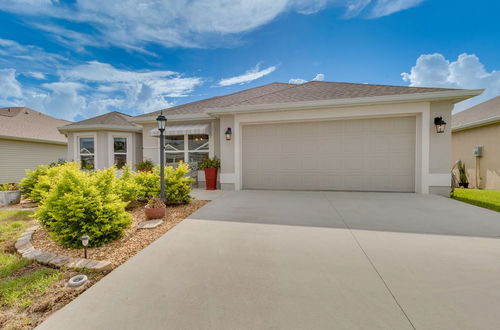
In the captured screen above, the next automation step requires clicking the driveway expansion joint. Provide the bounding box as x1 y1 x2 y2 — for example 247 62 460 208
323 193 416 330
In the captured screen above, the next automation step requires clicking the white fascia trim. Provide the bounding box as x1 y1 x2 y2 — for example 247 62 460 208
452 115 500 132
207 89 484 116
130 113 214 124
428 173 451 187
0 135 67 145
59 124 142 133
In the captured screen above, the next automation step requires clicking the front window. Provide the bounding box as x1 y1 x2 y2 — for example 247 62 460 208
79 137 95 170
165 134 209 165
113 137 127 169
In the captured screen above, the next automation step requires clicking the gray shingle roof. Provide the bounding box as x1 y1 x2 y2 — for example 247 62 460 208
63 111 140 128
0 107 70 143
452 95 500 129
136 81 461 118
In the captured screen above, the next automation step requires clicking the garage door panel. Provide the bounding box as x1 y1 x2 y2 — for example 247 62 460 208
242 117 415 192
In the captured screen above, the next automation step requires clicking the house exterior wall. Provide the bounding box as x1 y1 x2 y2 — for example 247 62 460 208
0 138 67 183
452 122 500 190
216 100 453 195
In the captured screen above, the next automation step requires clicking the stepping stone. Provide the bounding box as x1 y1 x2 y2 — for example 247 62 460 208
138 219 163 229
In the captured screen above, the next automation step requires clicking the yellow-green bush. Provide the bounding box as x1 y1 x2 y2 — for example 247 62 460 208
36 166 131 248
115 165 141 202
20 165 49 197
29 163 80 202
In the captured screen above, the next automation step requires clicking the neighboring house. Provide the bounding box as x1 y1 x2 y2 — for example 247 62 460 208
0 107 70 183
452 95 500 190
59 81 482 195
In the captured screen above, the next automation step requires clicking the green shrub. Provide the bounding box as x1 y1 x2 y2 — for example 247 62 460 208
134 170 160 198
36 166 131 248
164 162 193 204
0 183 18 191
133 163 193 204
20 165 49 196
29 163 80 202
136 159 154 172
115 165 141 202
199 156 220 169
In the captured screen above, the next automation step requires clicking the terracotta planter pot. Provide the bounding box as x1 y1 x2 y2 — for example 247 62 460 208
204 168 218 190
145 206 166 220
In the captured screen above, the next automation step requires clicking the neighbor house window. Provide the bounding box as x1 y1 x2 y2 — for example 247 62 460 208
165 134 209 164
113 137 127 169
79 137 95 170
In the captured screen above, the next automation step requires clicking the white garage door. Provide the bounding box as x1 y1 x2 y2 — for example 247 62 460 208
242 116 416 192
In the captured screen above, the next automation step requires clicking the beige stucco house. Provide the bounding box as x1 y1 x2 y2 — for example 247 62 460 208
452 95 500 190
0 107 70 183
58 81 482 195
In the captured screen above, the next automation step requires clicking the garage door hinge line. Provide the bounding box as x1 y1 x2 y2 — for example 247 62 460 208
323 193 416 330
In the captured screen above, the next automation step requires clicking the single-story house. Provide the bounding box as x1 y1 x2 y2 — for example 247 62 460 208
58 81 482 195
452 95 500 190
0 107 70 183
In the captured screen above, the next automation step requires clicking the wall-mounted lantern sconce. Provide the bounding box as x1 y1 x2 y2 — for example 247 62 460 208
225 127 232 141
434 116 446 133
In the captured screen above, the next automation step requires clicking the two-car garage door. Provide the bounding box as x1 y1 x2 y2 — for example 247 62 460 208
242 116 416 192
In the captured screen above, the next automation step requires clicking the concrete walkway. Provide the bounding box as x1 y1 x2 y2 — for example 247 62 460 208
38 191 500 330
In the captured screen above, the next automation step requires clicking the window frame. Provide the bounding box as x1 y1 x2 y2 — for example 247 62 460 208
108 133 133 169
164 133 212 164
75 132 98 169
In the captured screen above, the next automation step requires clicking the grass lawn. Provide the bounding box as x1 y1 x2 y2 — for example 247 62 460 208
452 188 500 212
0 210 66 329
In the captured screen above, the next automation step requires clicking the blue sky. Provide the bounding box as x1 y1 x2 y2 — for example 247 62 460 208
0 0 499 121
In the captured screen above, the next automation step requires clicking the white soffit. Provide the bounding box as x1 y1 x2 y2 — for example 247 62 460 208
150 123 210 137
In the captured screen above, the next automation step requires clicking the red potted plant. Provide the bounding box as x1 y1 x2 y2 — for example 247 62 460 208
144 197 166 219
199 156 220 190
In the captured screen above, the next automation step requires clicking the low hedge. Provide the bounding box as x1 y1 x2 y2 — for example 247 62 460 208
451 188 500 212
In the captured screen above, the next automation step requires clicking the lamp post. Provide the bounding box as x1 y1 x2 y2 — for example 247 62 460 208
80 235 89 258
156 112 167 201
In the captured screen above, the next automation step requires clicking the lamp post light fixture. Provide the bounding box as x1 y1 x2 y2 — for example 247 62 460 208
225 127 232 141
156 112 167 201
434 116 447 133
80 235 90 258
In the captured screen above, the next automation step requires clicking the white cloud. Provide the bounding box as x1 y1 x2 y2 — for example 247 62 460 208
24 71 47 79
289 73 325 84
312 73 325 81
218 64 276 86
0 0 424 50
370 0 425 18
402 53 500 111
0 69 22 99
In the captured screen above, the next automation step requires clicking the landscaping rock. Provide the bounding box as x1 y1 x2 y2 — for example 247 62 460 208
138 219 163 229
34 252 58 265
87 260 112 272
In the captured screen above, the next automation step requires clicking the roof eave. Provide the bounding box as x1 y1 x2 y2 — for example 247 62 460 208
0 135 67 145
58 124 142 133
206 89 485 116
130 113 215 124
452 115 500 132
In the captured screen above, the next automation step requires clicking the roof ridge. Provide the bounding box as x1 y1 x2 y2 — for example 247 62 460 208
306 80 462 90
224 82 301 107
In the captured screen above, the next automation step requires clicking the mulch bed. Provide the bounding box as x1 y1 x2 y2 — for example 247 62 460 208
31 200 207 268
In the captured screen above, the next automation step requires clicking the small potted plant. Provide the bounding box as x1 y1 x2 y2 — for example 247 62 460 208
199 156 220 190
457 160 469 188
136 159 154 172
145 197 166 219
0 183 21 206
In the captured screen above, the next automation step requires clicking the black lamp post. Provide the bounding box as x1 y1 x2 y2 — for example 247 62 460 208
156 112 167 201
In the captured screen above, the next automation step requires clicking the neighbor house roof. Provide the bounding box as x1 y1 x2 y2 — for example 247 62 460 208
59 111 142 132
134 81 475 120
0 107 70 144
452 95 500 131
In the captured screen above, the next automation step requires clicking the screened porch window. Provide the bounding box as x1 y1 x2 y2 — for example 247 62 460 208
165 134 209 164
79 137 95 170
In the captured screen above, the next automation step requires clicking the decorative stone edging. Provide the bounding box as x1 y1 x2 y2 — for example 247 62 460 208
15 225 112 272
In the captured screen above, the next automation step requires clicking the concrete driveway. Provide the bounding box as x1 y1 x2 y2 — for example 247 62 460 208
38 191 500 330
